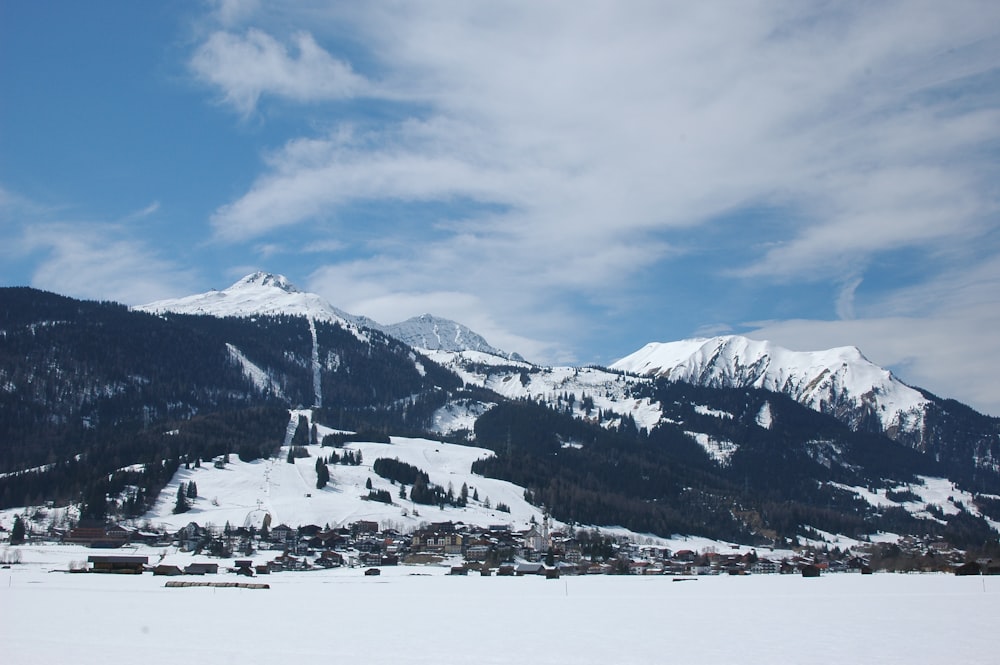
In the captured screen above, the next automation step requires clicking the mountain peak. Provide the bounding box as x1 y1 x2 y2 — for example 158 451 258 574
233 272 300 293
383 314 523 360
136 272 355 329
612 334 927 433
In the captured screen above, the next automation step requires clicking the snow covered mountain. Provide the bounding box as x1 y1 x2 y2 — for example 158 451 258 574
135 276 996 473
5 283 1000 548
384 314 523 360
137 273 521 361
138 272 363 330
612 335 928 435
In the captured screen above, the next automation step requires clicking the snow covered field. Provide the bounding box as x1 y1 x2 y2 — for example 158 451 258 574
2 545 996 664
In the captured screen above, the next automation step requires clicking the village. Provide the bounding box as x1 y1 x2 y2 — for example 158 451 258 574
7 511 990 579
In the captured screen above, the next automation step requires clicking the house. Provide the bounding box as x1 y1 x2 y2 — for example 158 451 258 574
629 560 652 575
152 564 183 576
411 529 464 555
309 531 344 550
184 562 219 575
351 521 380 537
955 561 982 576
270 524 295 546
65 521 129 548
176 522 207 551
233 559 254 576
515 562 545 576
561 539 583 563
751 559 778 575
88 555 148 574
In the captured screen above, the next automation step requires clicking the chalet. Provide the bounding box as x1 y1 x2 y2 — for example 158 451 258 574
176 522 207 551
561 539 583 563
308 531 344 550
955 561 982 576
360 551 383 567
298 524 323 538
515 562 545 576
88 555 148 574
233 560 254 576
153 564 183 576
184 562 219 575
65 521 129 548
315 551 344 568
270 524 295 546
800 564 821 578
629 560 652 575
105 523 130 543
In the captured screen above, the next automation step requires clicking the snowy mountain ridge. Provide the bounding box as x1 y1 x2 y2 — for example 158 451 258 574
384 314 524 361
611 335 929 435
134 273 993 471
138 272 361 331
137 273 520 360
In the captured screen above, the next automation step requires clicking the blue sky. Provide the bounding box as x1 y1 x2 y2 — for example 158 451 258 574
2 1 1000 415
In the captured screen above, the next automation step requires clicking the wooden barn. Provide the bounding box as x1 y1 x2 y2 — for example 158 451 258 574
88 555 148 574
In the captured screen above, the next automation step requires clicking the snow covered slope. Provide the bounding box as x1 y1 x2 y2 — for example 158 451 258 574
137 272 363 330
612 335 928 435
423 350 663 432
144 411 545 532
384 314 523 360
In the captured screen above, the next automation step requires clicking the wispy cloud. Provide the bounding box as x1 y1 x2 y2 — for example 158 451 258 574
186 2 1000 407
190 28 367 114
745 252 1000 415
20 222 197 304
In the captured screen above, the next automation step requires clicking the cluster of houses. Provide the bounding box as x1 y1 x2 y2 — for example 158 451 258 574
45 516 895 578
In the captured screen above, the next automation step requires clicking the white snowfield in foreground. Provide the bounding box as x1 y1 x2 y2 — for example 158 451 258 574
2 547 996 665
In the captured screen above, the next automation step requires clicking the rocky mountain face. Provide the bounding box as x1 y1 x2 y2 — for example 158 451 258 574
382 313 524 361
611 336 1000 475
2 277 999 548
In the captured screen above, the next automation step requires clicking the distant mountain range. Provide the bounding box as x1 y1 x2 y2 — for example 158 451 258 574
2 274 998 549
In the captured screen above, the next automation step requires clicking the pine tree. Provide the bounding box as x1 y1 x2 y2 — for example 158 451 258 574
186 481 198 499
315 458 330 489
173 484 190 514
11 514 26 545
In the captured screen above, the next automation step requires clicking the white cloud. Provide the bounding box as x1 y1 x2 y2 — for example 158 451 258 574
190 2 1000 402
190 28 367 114
745 254 1000 416
20 223 197 305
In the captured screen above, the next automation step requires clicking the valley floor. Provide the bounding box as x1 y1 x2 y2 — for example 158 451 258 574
1 544 995 664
